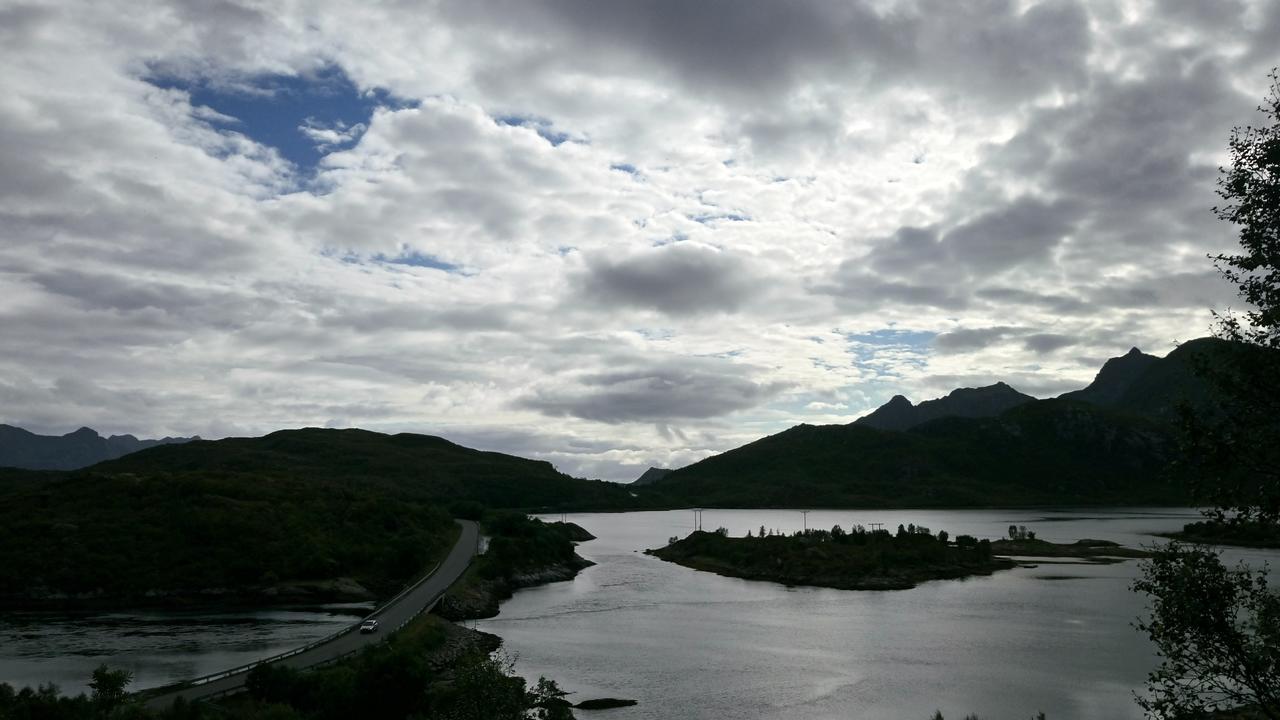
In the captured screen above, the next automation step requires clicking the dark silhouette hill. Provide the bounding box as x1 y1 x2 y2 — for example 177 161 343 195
0 424 194 471
640 399 1176 507
855 382 1034 431
637 340 1247 508
0 428 633 607
1058 337 1229 422
631 467 672 485
92 427 632 511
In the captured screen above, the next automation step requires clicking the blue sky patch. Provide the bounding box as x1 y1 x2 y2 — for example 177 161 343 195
148 64 415 174
689 212 750 224
374 251 463 274
844 328 937 348
494 114 578 146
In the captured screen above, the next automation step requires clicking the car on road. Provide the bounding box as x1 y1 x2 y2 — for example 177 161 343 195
359 619 379 634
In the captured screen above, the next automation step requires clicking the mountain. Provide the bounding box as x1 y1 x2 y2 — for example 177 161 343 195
1057 337 1230 422
91 427 634 511
1059 347 1159 406
0 427 636 607
0 424 195 471
638 399 1178 508
855 382 1035 431
635 341 1253 508
632 467 673 485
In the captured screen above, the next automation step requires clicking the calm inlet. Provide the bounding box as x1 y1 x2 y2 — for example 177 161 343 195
0 604 369 696
480 508 1279 720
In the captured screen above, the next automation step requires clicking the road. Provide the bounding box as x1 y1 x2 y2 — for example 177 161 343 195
145 518 479 708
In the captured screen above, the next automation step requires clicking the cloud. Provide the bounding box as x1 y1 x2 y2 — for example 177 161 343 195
574 243 762 316
0 0 1265 479
1023 333 1077 354
933 327 1018 354
519 359 789 424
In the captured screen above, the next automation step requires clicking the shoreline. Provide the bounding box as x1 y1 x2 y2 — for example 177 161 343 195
0 580 379 614
647 549 1017 591
648 532 1154 592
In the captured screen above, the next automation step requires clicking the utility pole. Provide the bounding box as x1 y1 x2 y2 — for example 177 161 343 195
801 510 810 532
693 508 703 532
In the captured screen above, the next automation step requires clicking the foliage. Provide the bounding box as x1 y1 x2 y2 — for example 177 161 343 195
1174 69 1280 526
0 618 574 720
474 512 585 580
0 430 620 604
1170 519 1280 549
1133 544 1279 718
1007 525 1036 540
1212 70 1280 353
1136 69 1280 720
0 470 456 602
90 664 134 716
651 526 1002 591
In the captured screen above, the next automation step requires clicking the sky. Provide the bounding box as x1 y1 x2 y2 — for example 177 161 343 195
1 0 1276 481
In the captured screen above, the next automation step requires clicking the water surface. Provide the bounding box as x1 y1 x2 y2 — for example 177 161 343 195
479 508 1278 720
0 603 369 695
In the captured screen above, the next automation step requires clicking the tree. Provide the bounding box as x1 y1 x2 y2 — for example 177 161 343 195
1182 68 1280 526
1134 544 1279 717
1136 69 1280 719
527 676 574 720
89 664 133 716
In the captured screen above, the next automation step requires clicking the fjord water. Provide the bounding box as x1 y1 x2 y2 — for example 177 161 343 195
481 508 1279 720
0 604 368 695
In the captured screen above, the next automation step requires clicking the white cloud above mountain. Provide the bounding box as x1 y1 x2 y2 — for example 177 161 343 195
0 0 1272 480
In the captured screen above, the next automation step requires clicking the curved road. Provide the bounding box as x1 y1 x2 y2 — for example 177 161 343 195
146 519 479 708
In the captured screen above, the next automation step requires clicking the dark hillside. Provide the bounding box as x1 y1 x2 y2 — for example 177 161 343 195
0 424 194 471
641 399 1180 508
855 382 1034 431
96 427 634 511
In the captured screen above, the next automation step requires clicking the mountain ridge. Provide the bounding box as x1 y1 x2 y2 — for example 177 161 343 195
854 381 1035 431
0 424 196 471
635 338 1245 507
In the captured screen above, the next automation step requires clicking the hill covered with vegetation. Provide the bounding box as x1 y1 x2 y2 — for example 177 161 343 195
94 427 634 511
638 399 1179 508
0 428 632 608
634 339 1253 509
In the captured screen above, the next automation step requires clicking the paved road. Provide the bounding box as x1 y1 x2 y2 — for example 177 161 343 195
145 519 479 708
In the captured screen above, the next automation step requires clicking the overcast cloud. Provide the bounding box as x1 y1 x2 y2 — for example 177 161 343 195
0 0 1274 480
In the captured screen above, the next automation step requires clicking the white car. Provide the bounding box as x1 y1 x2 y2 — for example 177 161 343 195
359 619 379 634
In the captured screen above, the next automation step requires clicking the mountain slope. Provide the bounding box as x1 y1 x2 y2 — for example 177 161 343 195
93 427 633 511
640 340 1253 509
855 382 1035 431
0 427 634 606
1057 338 1231 422
632 467 673 485
1058 347 1160 406
640 399 1179 508
0 424 194 471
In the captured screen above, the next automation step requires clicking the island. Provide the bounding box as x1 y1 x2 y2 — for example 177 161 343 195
648 524 1152 591
1158 519 1280 549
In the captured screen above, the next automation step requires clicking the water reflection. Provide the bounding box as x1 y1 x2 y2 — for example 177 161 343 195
479 508 1277 720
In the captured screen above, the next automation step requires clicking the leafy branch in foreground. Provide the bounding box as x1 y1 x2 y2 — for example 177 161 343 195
1135 68 1280 719
1134 544 1279 718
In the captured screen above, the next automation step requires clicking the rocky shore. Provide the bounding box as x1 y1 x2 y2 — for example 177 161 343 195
434 553 595 621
